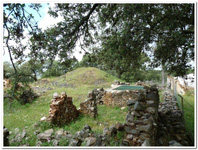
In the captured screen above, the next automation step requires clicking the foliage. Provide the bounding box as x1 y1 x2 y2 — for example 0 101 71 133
46 4 194 77
3 3 42 95
3 61 14 78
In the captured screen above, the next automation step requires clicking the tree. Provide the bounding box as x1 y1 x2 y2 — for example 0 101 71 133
3 3 42 95
18 59 43 82
46 4 194 77
3 61 14 79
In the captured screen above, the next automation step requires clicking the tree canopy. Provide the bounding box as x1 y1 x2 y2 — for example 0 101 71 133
4 3 194 81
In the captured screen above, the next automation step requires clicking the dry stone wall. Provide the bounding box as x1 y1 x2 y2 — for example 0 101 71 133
157 91 191 146
47 92 79 125
123 86 159 146
79 89 98 118
103 90 139 107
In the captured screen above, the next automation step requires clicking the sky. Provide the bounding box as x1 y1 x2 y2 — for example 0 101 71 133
3 3 84 63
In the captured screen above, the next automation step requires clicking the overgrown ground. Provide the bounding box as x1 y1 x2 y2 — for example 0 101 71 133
4 67 129 146
181 90 194 138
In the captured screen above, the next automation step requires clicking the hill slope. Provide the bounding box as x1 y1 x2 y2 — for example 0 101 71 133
4 67 128 146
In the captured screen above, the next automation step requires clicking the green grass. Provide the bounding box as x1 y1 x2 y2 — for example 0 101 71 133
4 67 128 146
181 90 194 138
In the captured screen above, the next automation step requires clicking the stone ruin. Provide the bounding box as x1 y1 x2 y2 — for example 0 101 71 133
123 86 159 146
103 90 139 107
157 91 192 146
135 81 146 86
47 92 79 125
43 83 191 146
79 89 98 118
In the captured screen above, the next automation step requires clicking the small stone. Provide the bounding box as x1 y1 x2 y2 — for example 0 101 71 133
121 107 126 110
115 122 124 131
21 130 27 138
141 139 150 146
169 140 182 146
103 127 110 136
61 92 66 97
85 137 96 146
127 100 136 106
126 134 133 140
136 124 152 132
44 129 54 134
146 107 155 114
36 141 42 146
53 93 58 99
53 139 59 146
134 101 145 111
69 139 78 146
14 128 19 134
109 125 117 136
122 139 130 146
84 124 91 132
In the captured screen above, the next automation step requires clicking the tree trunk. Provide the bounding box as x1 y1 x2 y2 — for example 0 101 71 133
162 65 165 86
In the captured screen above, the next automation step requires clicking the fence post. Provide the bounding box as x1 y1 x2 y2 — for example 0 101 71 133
178 94 184 113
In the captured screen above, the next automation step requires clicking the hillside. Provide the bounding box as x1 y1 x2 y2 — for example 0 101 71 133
4 67 128 146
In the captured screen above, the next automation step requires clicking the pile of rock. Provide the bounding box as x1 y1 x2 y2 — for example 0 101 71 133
113 81 130 86
135 81 146 86
103 90 139 107
88 88 106 105
157 91 191 146
48 92 79 125
79 89 98 118
3 126 9 146
123 86 159 146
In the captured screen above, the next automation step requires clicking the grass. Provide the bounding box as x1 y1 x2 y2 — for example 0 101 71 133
181 90 194 138
4 67 128 146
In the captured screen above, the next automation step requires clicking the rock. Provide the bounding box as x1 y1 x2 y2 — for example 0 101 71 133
34 130 40 135
44 129 54 134
14 128 20 134
69 139 78 146
61 92 66 97
122 139 130 146
134 101 145 111
55 128 64 139
109 125 117 136
141 139 150 146
136 124 152 132
121 107 126 110
84 124 91 131
169 140 182 146
103 127 110 136
126 134 133 140
40 116 47 121
115 122 124 131
21 130 27 138
146 107 155 114
37 129 53 142
36 141 42 146
3 127 9 146
127 100 136 106
52 139 59 146
53 92 58 99
85 137 96 146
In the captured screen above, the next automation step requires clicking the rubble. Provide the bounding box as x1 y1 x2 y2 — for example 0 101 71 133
47 92 79 125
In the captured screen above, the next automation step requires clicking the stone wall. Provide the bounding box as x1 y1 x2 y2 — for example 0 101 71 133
157 91 191 146
123 86 159 146
47 92 79 125
79 89 98 118
103 90 139 107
